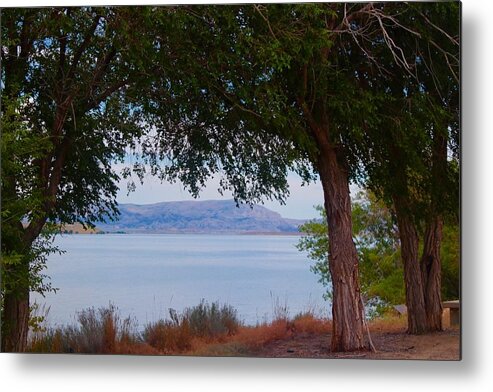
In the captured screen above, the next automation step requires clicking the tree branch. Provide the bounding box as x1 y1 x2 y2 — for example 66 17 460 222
93 46 117 85
85 79 128 111
22 136 72 248
66 13 102 81
417 9 459 46
253 4 277 40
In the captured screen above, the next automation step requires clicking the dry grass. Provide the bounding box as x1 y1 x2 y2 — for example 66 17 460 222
369 313 408 333
142 301 241 354
28 301 242 355
27 303 332 356
192 313 332 356
28 304 158 354
33 302 442 357
293 312 332 334
235 313 331 348
367 308 457 333
143 319 194 354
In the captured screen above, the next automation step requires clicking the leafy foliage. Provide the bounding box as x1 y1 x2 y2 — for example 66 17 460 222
1 7 171 350
297 190 460 312
1 98 60 302
297 191 402 310
440 223 460 301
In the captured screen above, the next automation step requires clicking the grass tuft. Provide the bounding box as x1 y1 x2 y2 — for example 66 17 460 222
142 300 242 354
28 303 153 354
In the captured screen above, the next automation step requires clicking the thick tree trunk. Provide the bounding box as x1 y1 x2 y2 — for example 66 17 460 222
1 218 32 352
393 197 428 334
2 286 30 352
419 127 447 331
420 216 444 331
318 148 368 352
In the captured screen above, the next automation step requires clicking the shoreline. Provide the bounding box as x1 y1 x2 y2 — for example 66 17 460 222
61 230 307 236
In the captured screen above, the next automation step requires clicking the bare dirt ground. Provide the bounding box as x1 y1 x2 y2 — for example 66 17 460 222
249 310 461 361
250 327 460 360
192 310 460 360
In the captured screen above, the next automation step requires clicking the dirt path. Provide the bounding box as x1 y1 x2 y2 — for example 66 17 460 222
249 328 460 360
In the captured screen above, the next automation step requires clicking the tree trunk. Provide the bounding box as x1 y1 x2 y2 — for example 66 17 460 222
393 196 428 334
1 217 32 352
1 264 30 352
420 216 444 331
419 127 448 331
318 148 368 352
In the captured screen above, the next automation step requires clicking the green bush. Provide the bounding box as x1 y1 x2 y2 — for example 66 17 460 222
298 191 460 316
297 192 402 309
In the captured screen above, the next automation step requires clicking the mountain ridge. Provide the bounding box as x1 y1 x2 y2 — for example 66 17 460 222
98 199 307 234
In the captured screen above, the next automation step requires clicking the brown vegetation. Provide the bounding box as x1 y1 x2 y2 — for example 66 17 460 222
26 304 459 359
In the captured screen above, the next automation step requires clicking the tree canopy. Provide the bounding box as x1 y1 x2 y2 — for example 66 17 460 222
1 6 175 351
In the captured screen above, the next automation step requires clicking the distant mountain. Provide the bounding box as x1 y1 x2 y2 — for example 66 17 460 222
97 199 307 234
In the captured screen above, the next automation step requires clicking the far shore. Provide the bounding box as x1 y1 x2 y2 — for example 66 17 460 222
60 224 307 236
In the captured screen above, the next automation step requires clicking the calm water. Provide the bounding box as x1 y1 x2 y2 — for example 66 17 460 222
32 234 329 328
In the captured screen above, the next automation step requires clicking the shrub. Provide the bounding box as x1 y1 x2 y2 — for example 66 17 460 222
183 300 240 338
143 319 192 353
292 312 331 334
143 300 242 353
28 304 141 354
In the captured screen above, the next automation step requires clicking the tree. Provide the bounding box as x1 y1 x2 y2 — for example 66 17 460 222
0 7 168 351
138 3 458 350
359 2 460 333
137 4 376 351
417 3 460 331
1 5 311 352
1 97 62 350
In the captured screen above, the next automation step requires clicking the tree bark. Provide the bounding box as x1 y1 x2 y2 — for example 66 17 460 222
1 280 30 352
420 127 448 331
420 216 444 331
317 148 368 352
1 178 31 352
1 228 30 353
393 196 428 334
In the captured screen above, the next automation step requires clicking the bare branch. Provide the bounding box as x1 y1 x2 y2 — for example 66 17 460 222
428 39 459 83
253 4 278 40
417 9 459 46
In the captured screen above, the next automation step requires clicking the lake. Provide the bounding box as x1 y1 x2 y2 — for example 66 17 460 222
31 234 330 329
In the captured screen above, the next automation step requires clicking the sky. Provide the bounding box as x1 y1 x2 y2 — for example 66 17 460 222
115 168 328 220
